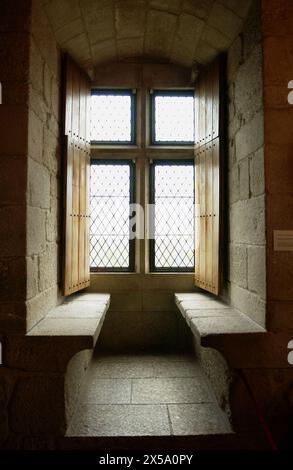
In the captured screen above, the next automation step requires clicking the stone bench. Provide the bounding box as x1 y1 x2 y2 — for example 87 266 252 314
175 292 266 368
2 293 110 440
175 292 267 426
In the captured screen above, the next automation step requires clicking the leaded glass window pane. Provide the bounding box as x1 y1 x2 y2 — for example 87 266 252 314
150 162 194 271
151 91 194 144
90 162 134 270
91 90 135 144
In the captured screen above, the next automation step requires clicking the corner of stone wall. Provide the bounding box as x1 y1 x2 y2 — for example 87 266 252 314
225 0 266 328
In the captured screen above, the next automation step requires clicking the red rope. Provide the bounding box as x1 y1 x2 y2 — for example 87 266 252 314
237 370 278 450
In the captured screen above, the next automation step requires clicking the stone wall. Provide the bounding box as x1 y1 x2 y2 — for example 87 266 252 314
225 0 266 327
0 0 62 334
26 0 63 331
0 0 31 334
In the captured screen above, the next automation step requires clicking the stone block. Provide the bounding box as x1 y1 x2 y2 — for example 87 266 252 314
46 199 60 243
109 291 142 312
234 44 263 122
239 158 250 200
28 84 48 124
0 156 26 205
219 0 252 18
84 2 114 44
171 14 204 67
43 128 60 173
229 196 265 245
229 244 247 289
227 36 242 82
28 110 43 163
27 206 46 256
228 167 239 205
182 0 214 19
150 0 181 12
67 403 170 437
43 63 51 107
207 2 243 40
193 40 218 65
44 0 81 32
0 207 26 257
90 39 116 66
248 246 266 299
132 377 214 404
201 25 232 51
0 105 28 155
235 110 264 161
26 284 60 331
29 39 44 94
53 18 84 46
28 158 50 209
144 10 177 59
31 0 60 80
117 38 144 60
26 255 39 300
230 283 266 326
38 243 59 292
142 291 177 312
50 175 61 199
51 79 60 120
242 0 262 60
65 349 92 421
169 403 232 435
250 147 265 197
115 0 146 39
89 273 141 292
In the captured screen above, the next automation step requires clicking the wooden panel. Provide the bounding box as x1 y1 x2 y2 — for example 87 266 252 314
212 138 220 294
212 59 220 140
194 56 223 296
194 89 200 148
205 143 213 290
194 150 200 283
63 55 91 296
199 147 206 287
65 62 73 136
205 68 213 144
198 75 206 147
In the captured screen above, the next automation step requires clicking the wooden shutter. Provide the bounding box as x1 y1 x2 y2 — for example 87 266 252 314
63 56 91 296
194 56 224 295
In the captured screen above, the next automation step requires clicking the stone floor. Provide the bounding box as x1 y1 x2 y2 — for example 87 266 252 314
66 354 232 437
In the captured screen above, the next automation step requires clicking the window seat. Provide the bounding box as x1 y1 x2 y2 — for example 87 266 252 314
28 293 110 347
6 293 112 437
175 292 267 368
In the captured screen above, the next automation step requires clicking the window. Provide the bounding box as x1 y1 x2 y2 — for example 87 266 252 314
149 160 195 272
90 161 135 271
63 56 222 295
150 90 194 145
91 89 136 144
